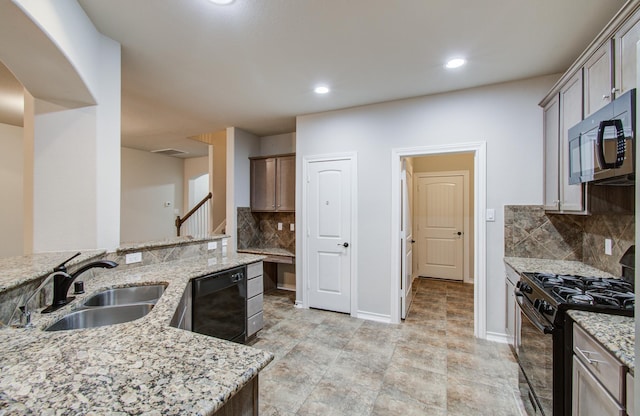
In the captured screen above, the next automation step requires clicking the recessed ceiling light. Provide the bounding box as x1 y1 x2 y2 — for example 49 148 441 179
208 0 234 5
314 86 330 94
445 58 466 69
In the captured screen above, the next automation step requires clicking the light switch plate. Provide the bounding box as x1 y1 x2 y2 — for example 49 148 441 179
290 223 295 231
605 239 612 255
208 241 217 250
486 209 495 222
278 222 283 231
125 252 142 264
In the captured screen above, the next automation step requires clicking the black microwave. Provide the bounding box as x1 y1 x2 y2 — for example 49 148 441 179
568 88 635 185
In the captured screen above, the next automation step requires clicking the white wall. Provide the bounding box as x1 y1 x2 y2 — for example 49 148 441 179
15 1 121 252
227 127 260 250
0 123 24 257
296 74 558 335
121 147 184 243
183 156 208 209
260 132 296 155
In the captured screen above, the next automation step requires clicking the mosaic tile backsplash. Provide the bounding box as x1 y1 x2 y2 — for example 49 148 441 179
237 207 295 253
505 205 634 276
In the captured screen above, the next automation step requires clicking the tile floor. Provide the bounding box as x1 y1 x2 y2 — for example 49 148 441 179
249 277 526 416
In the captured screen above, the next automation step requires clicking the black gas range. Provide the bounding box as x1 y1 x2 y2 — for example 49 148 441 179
515 272 634 416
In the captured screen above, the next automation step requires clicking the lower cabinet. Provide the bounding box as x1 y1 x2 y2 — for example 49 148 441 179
572 323 627 416
504 264 519 353
246 262 264 339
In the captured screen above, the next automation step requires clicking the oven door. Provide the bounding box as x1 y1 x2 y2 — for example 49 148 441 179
516 294 554 416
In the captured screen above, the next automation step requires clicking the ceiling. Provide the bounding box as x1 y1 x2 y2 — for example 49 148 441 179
0 0 626 158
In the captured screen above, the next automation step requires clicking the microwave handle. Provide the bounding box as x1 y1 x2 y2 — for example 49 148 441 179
596 119 626 169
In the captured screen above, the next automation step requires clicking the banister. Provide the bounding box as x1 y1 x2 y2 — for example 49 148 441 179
175 192 212 236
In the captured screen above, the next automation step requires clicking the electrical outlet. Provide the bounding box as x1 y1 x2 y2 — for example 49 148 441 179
125 252 142 264
207 241 217 250
290 223 295 231
278 222 283 231
605 239 613 255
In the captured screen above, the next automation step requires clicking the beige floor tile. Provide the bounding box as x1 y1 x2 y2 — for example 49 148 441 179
252 277 525 416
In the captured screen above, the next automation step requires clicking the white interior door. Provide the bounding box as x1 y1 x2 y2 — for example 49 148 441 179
307 159 352 313
416 174 464 280
400 159 414 319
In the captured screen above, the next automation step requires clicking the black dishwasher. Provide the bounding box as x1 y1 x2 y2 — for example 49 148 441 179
192 266 246 343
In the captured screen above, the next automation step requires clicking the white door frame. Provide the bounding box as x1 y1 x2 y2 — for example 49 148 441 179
300 152 358 317
390 142 487 339
415 170 471 283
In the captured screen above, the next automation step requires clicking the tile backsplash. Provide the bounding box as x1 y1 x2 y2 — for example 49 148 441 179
237 207 295 253
505 205 635 276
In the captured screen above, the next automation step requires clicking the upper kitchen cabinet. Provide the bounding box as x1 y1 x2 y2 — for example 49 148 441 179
543 94 560 211
250 154 295 212
540 0 640 214
583 43 612 117
614 7 640 95
559 72 585 212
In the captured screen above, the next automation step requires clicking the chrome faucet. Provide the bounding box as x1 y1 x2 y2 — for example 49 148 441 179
42 256 118 313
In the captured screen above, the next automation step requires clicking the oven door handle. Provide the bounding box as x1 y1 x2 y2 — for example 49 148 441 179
515 292 554 335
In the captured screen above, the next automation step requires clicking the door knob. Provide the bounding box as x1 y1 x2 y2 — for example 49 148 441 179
454 231 463 236
338 242 349 247
411 239 416 243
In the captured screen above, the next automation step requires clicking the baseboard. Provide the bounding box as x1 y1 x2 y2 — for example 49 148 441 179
294 300 304 308
276 285 295 292
486 331 509 344
356 310 391 323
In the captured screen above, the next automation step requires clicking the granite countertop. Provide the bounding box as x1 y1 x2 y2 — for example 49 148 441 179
118 235 228 253
237 247 295 257
568 310 635 374
504 257 617 278
0 252 273 415
0 250 107 293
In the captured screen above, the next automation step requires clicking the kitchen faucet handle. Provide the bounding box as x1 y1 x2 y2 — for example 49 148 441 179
53 252 81 273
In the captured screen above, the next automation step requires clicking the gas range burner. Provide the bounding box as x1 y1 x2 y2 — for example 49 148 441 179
552 287 594 304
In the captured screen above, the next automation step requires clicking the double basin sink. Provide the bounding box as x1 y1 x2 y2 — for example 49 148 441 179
45 284 167 331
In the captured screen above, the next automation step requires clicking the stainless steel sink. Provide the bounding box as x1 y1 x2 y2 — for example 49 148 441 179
82 284 167 307
45 303 154 331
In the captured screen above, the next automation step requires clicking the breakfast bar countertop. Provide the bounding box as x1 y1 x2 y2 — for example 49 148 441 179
0 252 273 415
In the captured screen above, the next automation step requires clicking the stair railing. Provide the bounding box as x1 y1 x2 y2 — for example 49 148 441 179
175 192 212 237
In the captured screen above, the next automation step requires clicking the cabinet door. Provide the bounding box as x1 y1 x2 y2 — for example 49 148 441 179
583 42 613 117
276 155 295 211
559 72 585 212
614 9 640 96
572 356 624 416
251 158 276 211
543 94 560 211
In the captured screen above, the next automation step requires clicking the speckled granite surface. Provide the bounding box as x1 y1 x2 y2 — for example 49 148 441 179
504 257 617 278
0 251 106 293
0 252 273 415
237 247 295 258
118 235 227 253
568 310 635 374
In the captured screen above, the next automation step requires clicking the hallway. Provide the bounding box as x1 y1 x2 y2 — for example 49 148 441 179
250 278 524 415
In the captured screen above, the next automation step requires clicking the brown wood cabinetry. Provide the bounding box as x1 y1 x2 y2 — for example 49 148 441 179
250 153 295 212
583 42 613 117
540 1 640 214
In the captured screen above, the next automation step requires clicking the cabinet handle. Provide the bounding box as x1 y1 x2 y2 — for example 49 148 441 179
611 87 619 95
602 94 610 100
575 346 605 366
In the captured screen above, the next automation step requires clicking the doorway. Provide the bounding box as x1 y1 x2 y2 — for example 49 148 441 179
391 142 487 338
302 153 358 316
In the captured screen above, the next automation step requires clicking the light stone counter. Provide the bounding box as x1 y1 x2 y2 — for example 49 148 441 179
237 247 295 258
0 252 273 415
504 257 617 278
568 310 635 374
0 250 106 293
